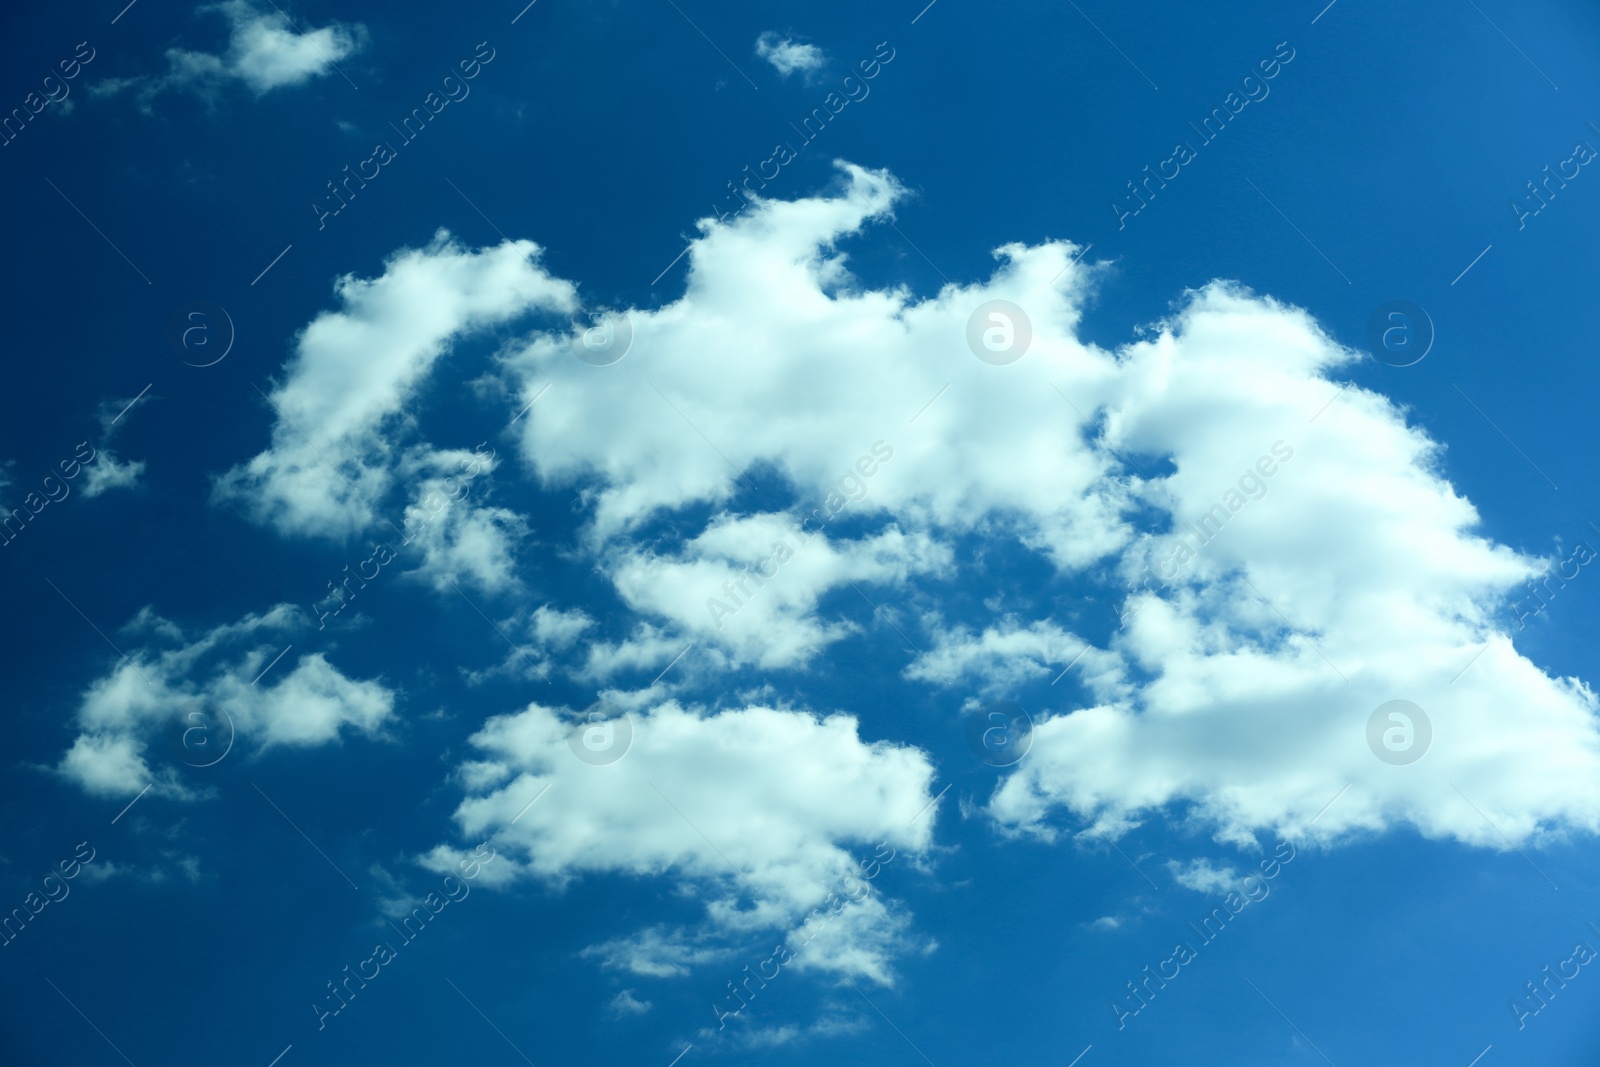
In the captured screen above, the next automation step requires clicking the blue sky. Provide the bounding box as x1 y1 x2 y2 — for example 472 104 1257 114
3 1 1600 1065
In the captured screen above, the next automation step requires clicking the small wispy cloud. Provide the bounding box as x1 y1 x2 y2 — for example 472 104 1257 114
755 32 825 79
93 0 366 108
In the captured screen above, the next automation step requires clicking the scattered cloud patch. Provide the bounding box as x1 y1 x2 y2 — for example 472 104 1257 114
1167 858 1245 894
80 390 149 499
709 1009 870 1049
755 33 826 79
607 989 652 1017
905 617 1101 695
467 604 595 684
213 231 576 603
431 699 939 982
79 454 144 498
93 1 367 106
605 517 952 670
581 925 725 979
55 604 395 798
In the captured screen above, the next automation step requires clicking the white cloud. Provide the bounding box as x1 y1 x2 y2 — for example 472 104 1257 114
605 515 952 670
429 699 939 982
78 390 150 499
59 733 152 799
218 0 363 91
80 453 145 498
96 390 149 436
390 450 527 595
607 989 652 1017
484 162 1126 680
466 604 594 685
502 163 1123 567
56 604 396 798
709 1010 869 1050
94 1 367 104
530 604 595 648
582 925 725 979
213 230 576 609
74 853 203 885
977 284 1598 850
755 33 826 79
578 623 692 685
1167 858 1245 895
905 617 1101 694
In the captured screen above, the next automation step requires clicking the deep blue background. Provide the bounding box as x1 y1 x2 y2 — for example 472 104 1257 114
2 0 1599 1064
